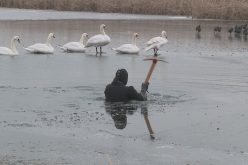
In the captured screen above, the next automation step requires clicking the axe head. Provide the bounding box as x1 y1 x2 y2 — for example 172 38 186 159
143 58 168 63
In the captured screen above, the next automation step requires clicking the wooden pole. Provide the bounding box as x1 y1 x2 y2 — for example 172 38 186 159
144 59 158 83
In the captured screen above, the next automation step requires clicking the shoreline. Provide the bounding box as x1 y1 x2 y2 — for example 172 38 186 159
2 0 248 20
1 8 248 22
0 7 191 21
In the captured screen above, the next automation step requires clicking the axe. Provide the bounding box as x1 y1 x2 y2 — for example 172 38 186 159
142 55 167 139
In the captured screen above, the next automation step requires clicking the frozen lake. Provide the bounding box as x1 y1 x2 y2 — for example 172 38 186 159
0 15 248 164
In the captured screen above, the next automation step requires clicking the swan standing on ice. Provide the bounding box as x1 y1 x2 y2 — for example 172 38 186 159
60 33 89 53
0 36 21 55
145 31 168 56
112 33 140 54
24 33 55 54
85 24 111 55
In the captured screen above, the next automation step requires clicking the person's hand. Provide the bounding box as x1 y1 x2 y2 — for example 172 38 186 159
141 82 149 92
140 82 149 100
141 82 149 96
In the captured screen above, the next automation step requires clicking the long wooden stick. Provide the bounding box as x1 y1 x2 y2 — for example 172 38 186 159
144 59 158 83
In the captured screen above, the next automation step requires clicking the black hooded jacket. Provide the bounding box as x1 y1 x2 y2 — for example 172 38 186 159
105 80 145 102
104 69 145 102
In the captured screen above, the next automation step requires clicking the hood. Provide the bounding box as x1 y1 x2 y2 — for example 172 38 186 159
113 69 128 85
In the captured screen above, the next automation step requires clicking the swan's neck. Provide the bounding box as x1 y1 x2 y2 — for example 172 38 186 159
46 37 52 47
162 33 166 38
11 39 18 54
80 36 86 45
100 27 106 35
132 36 137 46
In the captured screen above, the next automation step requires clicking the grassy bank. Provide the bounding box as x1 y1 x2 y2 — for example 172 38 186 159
1 0 248 20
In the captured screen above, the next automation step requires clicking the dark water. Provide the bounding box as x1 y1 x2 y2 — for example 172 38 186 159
0 19 248 165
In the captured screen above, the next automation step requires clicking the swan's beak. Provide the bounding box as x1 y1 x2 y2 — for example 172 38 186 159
52 35 56 38
17 39 21 44
86 34 89 38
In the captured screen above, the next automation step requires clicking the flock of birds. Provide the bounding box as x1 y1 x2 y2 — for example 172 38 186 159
195 23 248 37
2 23 248 56
0 24 168 56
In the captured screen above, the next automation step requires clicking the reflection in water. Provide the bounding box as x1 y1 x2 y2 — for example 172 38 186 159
195 32 201 39
105 102 155 139
105 102 138 129
235 33 242 41
214 33 221 40
141 103 155 139
243 35 247 42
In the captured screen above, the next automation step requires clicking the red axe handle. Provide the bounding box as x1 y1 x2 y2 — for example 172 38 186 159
144 59 158 84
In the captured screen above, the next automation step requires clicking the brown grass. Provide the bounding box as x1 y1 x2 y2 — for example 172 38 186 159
1 0 248 20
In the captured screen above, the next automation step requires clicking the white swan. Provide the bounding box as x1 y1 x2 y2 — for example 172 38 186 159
112 33 140 54
24 33 55 54
0 36 21 55
85 24 111 55
60 33 89 53
145 31 168 56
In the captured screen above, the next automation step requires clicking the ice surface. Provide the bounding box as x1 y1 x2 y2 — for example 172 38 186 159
0 7 191 21
0 13 248 165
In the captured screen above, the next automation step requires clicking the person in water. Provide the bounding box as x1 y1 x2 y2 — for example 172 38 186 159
104 69 149 102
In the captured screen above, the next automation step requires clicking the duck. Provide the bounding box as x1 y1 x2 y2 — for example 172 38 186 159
214 26 221 34
196 24 201 33
242 24 247 29
0 36 21 55
112 33 139 54
234 25 242 35
228 27 234 34
60 33 89 53
144 31 168 56
85 24 111 55
243 27 248 36
24 33 55 54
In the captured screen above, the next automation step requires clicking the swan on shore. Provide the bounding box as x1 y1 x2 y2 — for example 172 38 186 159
145 31 168 56
85 24 111 55
60 33 89 53
24 33 55 54
112 33 139 54
0 36 21 55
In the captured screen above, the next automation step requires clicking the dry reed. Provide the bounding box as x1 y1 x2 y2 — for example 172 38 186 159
1 0 248 20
